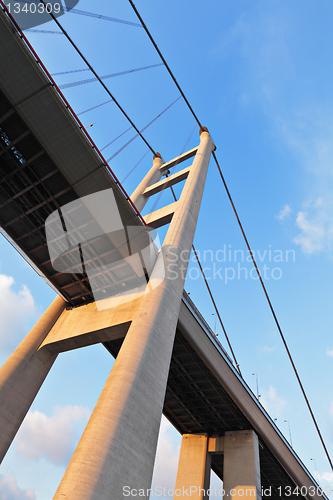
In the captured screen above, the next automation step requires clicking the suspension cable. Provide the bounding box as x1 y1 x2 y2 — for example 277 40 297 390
121 151 150 183
167 182 242 376
38 0 156 156
52 68 90 76
18 0 143 27
150 123 197 213
106 97 181 163
26 28 62 34
58 63 163 90
127 0 333 469
68 7 142 28
77 100 113 116
101 126 132 152
190 243 242 377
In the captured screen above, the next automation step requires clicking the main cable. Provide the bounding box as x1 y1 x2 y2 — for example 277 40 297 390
127 0 333 469
38 0 156 156
128 0 203 130
213 151 333 470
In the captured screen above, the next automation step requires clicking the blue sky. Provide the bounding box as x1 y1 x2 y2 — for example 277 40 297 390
1 0 333 498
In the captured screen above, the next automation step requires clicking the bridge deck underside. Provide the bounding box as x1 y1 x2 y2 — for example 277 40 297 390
0 86 142 307
104 331 304 500
0 87 92 304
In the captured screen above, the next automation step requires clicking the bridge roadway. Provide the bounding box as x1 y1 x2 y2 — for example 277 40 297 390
0 4 323 499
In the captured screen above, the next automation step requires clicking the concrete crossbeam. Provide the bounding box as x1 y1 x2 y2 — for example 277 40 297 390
143 166 191 198
40 295 142 353
143 201 178 229
208 436 224 454
159 146 198 173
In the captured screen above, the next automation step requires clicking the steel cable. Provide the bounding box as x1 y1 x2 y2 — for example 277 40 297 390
213 151 333 470
38 0 156 155
128 0 333 469
58 64 163 90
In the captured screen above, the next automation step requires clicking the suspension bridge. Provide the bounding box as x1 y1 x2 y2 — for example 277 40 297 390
0 2 331 499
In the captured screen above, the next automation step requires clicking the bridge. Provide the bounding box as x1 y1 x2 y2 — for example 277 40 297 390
0 3 328 500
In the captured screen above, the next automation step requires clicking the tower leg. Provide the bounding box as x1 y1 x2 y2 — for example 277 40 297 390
174 434 211 500
53 131 215 500
223 430 262 500
0 295 65 462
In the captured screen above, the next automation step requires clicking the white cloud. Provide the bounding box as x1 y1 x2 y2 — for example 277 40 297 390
260 386 287 418
150 416 181 499
0 274 39 353
260 345 276 353
293 198 333 254
329 402 333 416
275 205 292 221
319 471 333 485
0 475 35 500
326 349 333 357
15 405 91 465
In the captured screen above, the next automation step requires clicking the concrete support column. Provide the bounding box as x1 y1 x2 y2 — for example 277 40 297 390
53 131 215 500
0 294 66 462
174 434 211 500
130 153 163 212
223 430 262 500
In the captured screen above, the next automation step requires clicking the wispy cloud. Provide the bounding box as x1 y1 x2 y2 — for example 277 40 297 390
327 349 333 358
320 471 333 484
260 386 287 418
330 402 333 416
0 274 39 353
275 205 292 221
293 198 333 254
0 475 35 500
15 405 91 465
276 104 333 177
213 6 333 259
260 345 276 353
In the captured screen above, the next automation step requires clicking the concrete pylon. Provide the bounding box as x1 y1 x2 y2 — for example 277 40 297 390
52 130 215 500
173 434 211 500
223 430 262 500
0 295 66 462
130 152 163 212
